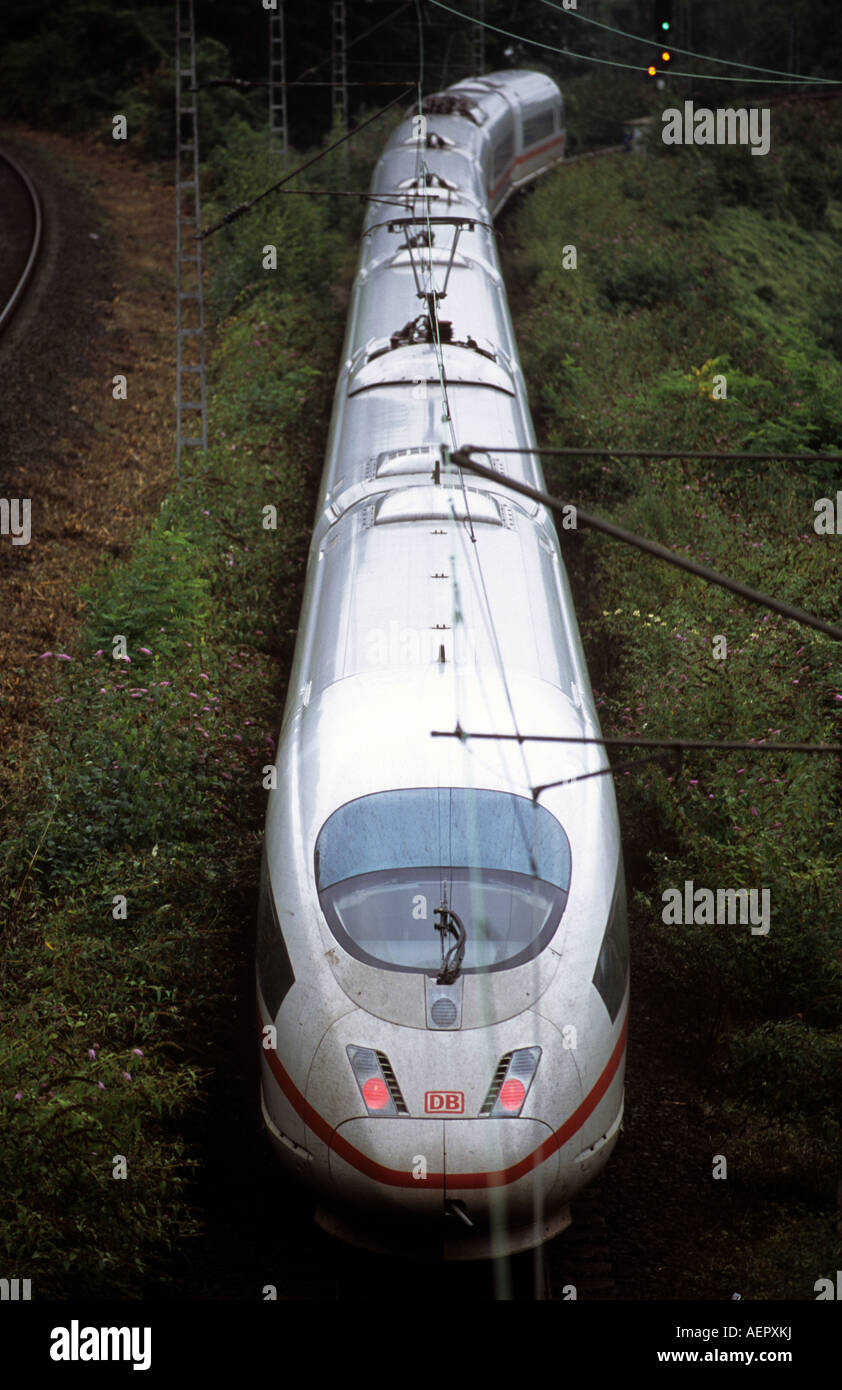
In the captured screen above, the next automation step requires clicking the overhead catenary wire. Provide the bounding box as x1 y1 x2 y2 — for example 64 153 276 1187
191 77 410 90
453 444 842 465
410 1 543 934
536 0 839 84
198 86 414 239
410 1 521 773
431 733 842 756
529 749 679 800
412 186 544 809
265 189 423 208
401 10 547 1027
449 448 842 642
192 4 420 96
406 0 541 881
429 732 842 799
347 59 449 68
290 0 415 86
426 0 841 85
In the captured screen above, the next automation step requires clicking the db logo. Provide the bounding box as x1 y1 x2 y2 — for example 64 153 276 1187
425 1091 464 1114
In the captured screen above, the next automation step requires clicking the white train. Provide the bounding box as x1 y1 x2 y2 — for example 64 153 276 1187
257 71 628 1260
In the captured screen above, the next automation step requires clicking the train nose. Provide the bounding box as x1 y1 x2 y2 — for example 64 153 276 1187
323 1115 562 1259
442 1117 563 1258
324 1118 445 1257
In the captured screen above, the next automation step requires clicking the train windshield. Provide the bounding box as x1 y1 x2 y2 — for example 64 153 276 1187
314 788 571 974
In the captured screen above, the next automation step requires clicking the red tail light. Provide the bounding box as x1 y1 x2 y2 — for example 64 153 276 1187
362 1076 390 1110
480 1047 541 1117
498 1078 526 1112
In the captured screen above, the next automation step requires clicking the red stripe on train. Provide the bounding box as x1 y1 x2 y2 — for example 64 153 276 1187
488 131 566 202
260 1000 627 1190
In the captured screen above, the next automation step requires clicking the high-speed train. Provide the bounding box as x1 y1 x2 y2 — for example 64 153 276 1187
257 70 629 1260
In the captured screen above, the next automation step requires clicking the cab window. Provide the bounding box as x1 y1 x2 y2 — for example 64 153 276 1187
315 788 571 974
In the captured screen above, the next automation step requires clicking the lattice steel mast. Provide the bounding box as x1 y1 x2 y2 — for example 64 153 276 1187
269 0 289 161
175 0 208 478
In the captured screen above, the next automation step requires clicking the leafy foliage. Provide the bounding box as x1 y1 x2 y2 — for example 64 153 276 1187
507 113 842 1294
0 128 346 1295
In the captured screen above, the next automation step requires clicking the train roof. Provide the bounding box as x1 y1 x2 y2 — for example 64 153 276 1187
281 663 609 866
446 70 562 102
303 485 577 698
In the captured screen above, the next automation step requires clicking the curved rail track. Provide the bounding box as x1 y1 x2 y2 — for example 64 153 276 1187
0 147 43 332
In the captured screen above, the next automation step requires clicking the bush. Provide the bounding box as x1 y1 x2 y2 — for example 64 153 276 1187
503 124 842 1295
0 125 350 1294
599 247 689 309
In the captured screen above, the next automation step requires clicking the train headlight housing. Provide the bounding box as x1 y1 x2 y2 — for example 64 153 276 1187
347 1045 408 1117
480 1047 541 1117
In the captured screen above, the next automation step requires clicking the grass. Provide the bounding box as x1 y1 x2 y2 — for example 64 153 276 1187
0 112 367 1295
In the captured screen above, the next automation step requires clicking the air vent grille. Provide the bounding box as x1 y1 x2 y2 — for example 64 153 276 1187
430 997 458 1028
376 1051 409 1115
479 1052 512 1116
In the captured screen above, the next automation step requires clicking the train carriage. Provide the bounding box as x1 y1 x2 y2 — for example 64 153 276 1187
257 71 627 1260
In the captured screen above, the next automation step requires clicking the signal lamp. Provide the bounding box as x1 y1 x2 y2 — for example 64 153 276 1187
654 0 673 31
498 1078 526 1112
362 1076 390 1110
481 1047 541 1118
347 1044 403 1116
647 65 657 76
662 51 671 62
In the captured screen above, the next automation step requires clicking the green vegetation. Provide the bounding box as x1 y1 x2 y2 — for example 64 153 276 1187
2 8 841 1294
0 114 385 1294
5 1 842 156
505 98 842 1296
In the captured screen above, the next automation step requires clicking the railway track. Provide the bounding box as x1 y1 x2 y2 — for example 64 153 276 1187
259 1186 617 1301
0 147 43 333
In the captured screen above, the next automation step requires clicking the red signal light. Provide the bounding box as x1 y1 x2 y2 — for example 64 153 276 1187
498 1078 526 1112
362 1076 390 1110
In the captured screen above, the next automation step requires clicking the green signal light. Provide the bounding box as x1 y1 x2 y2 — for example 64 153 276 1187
661 20 670 30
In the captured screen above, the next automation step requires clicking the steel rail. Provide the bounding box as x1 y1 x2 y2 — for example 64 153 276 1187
0 147 43 332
